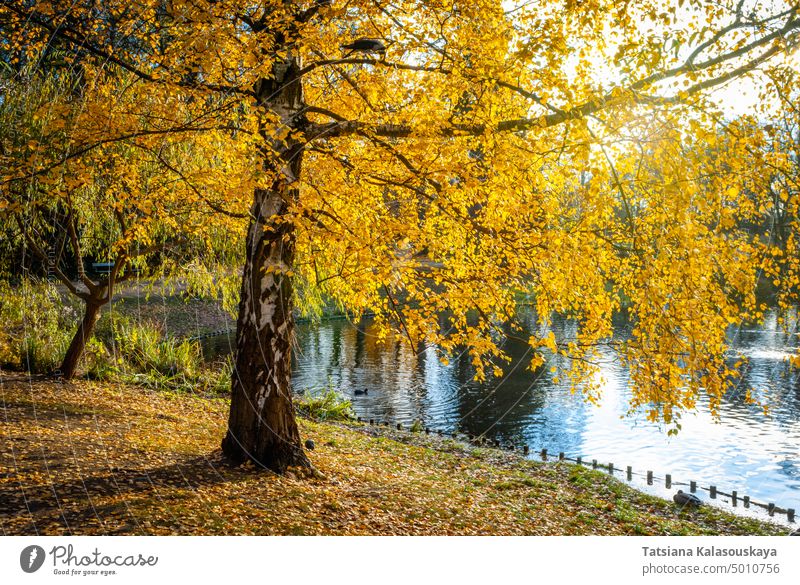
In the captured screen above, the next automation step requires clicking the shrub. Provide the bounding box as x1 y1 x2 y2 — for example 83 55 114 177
108 319 234 394
295 387 355 421
84 338 117 381
203 355 234 395
0 279 234 390
114 321 201 378
0 279 77 373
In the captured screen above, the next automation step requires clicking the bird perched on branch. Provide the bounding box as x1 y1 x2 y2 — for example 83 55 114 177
673 490 703 508
341 38 387 57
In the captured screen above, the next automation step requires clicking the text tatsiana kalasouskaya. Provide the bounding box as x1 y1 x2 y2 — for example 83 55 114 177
642 547 777 559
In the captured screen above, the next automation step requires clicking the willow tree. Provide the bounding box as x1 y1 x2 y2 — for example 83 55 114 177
2 0 799 471
0 66 253 378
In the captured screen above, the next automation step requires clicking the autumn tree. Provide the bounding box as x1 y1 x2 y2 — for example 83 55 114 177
2 0 800 471
0 63 252 378
758 66 800 312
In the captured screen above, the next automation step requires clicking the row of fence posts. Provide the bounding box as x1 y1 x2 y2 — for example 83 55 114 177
356 417 796 524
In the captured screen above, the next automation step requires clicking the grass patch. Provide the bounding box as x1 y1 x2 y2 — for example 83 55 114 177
295 387 355 421
91 316 232 394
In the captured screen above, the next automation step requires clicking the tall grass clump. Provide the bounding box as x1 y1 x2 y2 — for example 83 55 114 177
109 320 202 390
205 354 234 395
295 386 355 421
102 317 227 394
115 321 200 377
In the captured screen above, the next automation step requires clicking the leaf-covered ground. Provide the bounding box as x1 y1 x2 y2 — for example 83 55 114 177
0 378 787 535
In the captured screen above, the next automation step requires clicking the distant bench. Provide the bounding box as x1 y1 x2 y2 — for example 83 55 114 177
90 262 115 274
88 262 140 276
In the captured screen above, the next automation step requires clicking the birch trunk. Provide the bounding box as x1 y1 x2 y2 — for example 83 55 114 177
221 46 311 472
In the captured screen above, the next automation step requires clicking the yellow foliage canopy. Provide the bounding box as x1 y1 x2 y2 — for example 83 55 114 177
2 0 800 430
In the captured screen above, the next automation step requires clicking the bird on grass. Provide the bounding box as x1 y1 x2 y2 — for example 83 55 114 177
673 490 703 508
304 439 315 451
341 38 387 57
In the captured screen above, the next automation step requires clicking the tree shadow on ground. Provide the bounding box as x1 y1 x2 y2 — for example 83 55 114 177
0 450 256 535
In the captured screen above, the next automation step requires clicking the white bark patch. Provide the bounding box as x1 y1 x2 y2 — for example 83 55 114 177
258 267 288 330
259 298 276 330
255 368 273 410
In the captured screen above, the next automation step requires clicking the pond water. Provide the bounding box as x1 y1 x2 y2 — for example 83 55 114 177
202 311 800 515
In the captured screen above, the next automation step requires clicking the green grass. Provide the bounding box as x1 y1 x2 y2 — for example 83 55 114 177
295 387 355 421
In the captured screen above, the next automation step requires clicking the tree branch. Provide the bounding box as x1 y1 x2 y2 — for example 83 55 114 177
306 22 800 140
298 57 448 78
13 214 91 301
65 202 96 292
2 2 254 97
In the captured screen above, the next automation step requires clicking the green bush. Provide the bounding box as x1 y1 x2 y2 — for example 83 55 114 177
0 279 233 389
295 387 355 421
93 311 130 348
203 355 234 395
107 319 233 394
0 279 77 373
84 337 117 381
114 321 200 378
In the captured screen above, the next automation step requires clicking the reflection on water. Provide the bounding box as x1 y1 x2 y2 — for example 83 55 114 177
204 311 800 509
